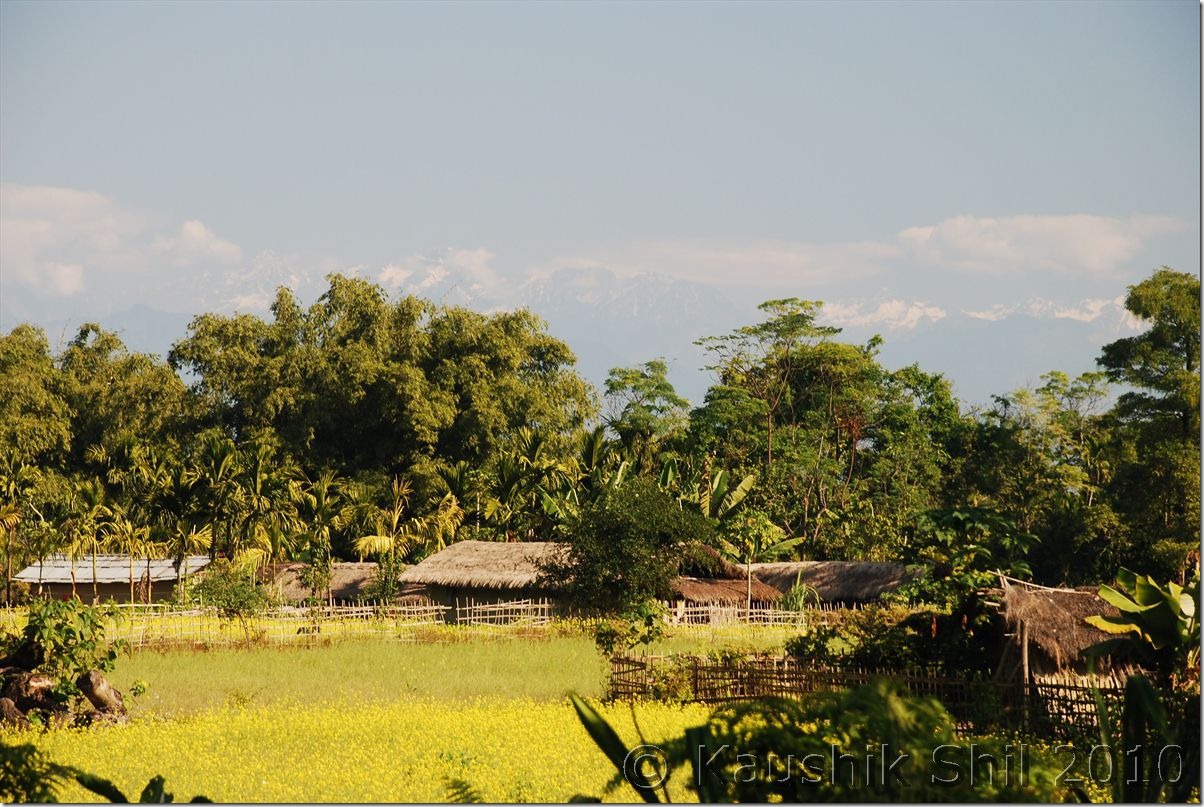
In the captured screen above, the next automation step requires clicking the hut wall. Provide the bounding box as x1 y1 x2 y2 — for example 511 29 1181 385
25 581 176 603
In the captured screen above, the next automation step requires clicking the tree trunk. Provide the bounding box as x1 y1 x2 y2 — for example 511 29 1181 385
92 551 99 603
4 527 11 607
0 696 28 729
129 556 135 603
77 670 127 715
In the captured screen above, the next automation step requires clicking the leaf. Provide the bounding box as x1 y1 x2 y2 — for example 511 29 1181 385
1096 585 1144 613
568 693 660 803
74 771 130 803
1085 615 1141 635
685 725 727 803
138 775 173 803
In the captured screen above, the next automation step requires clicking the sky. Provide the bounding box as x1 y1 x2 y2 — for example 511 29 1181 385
1 0 1199 405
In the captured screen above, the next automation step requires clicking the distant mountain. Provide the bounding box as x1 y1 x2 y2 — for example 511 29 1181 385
516 267 752 405
1 263 1137 411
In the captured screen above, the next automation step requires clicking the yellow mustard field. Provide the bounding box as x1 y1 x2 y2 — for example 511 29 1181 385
20 697 712 803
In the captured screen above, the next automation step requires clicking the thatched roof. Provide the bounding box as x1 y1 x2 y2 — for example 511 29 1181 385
399 540 784 604
265 562 379 603
1001 582 1118 669
14 554 212 584
398 541 568 590
751 560 918 602
673 576 781 605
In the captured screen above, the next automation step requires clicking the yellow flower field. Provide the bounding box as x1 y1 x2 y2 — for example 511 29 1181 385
19 697 712 803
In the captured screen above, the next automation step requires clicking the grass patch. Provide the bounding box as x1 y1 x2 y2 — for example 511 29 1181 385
108 637 609 716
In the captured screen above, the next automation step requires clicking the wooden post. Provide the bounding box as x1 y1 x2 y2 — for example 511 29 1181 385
1020 620 1030 733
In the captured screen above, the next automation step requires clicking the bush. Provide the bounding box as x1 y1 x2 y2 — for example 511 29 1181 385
12 599 126 701
542 478 714 613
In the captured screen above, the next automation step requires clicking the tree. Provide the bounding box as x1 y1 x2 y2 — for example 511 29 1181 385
0 325 72 468
291 470 346 603
696 299 839 468
1099 268 1200 438
542 478 714 613
604 359 689 471
1098 268 1201 578
715 508 803 616
355 478 416 600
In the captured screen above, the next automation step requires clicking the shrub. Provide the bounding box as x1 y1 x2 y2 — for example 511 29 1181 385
542 478 714 614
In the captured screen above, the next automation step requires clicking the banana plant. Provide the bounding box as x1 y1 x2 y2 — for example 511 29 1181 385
1086 568 1200 689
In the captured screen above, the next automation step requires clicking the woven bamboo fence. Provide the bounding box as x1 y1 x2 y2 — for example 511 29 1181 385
608 653 1131 742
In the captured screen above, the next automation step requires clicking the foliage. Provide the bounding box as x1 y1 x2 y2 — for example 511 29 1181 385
1089 672 1200 803
0 266 1196 598
73 772 212 803
0 738 71 802
191 560 268 634
16 599 125 701
896 507 1036 609
1086 568 1200 690
543 478 714 613
591 599 668 656
570 682 1063 802
785 605 1001 675
777 573 820 612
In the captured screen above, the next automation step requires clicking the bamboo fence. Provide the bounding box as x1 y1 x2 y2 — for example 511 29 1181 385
607 653 1133 742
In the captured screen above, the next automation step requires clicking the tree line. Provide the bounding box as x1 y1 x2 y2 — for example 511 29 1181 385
0 267 1197 603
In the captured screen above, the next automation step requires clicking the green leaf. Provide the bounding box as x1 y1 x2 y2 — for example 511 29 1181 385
685 725 727 803
74 771 130 803
1097 584 1143 613
1085 614 1141 635
137 775 173 803
568 693 660 803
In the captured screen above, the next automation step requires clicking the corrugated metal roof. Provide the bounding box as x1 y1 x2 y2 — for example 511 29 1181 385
13 555 212 584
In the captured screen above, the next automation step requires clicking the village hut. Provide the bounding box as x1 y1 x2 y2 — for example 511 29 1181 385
996 579 1127 682
397 540 565 612
13 554 212 603
399 540 781 622
751 560 918 604
261 561 379 604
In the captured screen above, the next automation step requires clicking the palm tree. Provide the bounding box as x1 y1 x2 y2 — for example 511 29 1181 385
0 458 39 605
103 508 152 603
291 470 346 604
62 478 112 601
195 433 241 558
355 478 415 599
233 441 298 563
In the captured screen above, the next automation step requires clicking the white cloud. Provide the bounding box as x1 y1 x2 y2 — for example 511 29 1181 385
531 240 901 286
43 263 85 296
0 183 244 299
899 214 1186 274
822 299 947 331
154 220 243 265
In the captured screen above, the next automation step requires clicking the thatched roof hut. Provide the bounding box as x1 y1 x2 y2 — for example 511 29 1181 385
264 562 379 603
999 580 1119 674
751 560 918 603
398 540 781 608
398 541 567 591
673 576 781 605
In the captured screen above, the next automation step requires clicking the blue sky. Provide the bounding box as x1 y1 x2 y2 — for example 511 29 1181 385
1 1 1199 404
